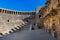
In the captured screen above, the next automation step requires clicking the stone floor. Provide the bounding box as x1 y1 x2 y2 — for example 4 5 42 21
0 29 56 40
0 19 56 40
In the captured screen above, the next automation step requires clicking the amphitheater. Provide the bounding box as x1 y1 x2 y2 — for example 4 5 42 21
0 0 60 40
0 8 35 35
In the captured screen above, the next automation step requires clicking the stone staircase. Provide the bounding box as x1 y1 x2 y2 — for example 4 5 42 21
0 13 30 36
0 20 27 35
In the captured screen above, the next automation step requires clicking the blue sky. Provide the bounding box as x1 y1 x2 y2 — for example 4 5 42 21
0 0 45 12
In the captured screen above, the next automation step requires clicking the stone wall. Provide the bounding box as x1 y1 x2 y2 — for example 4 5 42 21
0 13 31 35
0 9 35 35
38 0 60 40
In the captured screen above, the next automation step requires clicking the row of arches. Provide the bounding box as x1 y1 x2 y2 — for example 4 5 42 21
0 9 35 15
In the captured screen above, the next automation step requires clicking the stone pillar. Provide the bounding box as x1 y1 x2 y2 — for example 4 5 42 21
3 10 5 13
14 11 16 14
34 6 41 29
14 11 15 14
